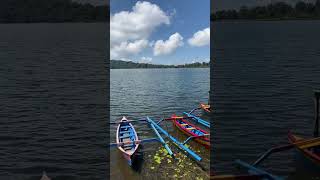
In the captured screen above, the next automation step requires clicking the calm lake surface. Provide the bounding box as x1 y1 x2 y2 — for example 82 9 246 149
213 20 320 178
110 68 210 179
0 23 107 180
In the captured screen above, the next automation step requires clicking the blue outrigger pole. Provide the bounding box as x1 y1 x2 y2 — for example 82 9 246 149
183 112 210 128
149 123 174 158
146 117 202 161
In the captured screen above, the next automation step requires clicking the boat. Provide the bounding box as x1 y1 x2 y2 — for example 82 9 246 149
287 90 320 172
200 103 211 113
40 172 51 180
288 131 320 171
170 115 210 148
116 116 140 166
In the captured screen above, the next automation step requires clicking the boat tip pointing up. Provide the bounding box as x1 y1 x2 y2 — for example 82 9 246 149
40 171 51 180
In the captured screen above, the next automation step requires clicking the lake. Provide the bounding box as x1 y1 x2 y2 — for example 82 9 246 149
110 68 210 179
0 23 108 180
213 20 320 178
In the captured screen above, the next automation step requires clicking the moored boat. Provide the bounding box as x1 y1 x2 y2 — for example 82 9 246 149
170 115 210 148
116 116 140 166
288 131 320 171
200 103 211 113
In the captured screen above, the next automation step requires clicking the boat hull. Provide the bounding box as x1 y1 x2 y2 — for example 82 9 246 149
288 132 320 172
116 117 139 166
172 117 210 148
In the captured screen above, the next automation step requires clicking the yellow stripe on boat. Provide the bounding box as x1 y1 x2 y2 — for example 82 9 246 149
186 127 195 130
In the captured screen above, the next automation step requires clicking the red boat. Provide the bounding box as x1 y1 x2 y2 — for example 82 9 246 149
170 115 210 148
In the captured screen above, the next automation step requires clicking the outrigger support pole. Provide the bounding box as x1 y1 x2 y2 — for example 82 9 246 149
182 134 210 145
183 112 210 128
149 123 174 158
146 117 202 161
189 107 201 114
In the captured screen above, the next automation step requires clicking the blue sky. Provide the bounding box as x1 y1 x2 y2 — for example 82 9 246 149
110 0 210 65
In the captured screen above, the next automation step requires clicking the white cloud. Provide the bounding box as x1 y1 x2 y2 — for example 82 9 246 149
139 57 153 63
188 27 210 47
153 33 184 56
110 1 170 59
111 39 148 59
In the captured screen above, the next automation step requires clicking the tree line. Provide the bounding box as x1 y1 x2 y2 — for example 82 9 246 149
111 60 210 69
0 0 109 23
212 0 320 20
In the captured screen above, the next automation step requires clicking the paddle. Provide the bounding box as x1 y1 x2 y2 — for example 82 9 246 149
253 136 320 166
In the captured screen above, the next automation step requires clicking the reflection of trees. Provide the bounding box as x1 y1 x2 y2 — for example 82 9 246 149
212 0 320 20
0 0 109 23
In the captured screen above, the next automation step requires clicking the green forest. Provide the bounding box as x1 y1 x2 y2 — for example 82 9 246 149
212 0 320 20
111 60 210 69
0 0 108 23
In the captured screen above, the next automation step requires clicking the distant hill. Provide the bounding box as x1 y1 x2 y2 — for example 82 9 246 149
111 60 210 69
0 0 108 23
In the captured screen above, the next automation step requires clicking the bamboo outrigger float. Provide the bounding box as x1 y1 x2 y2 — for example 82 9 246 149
145 117 202 161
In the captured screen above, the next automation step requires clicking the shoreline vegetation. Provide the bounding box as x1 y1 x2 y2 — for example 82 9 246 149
212 0 320 21
111 60 209 69
0 0 108 23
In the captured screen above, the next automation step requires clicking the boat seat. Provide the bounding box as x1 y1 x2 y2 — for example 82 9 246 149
186 127 196 130
120 134 132 139
123 146 134 151
121 125 131 129
180 124 188 126
123 143 134 147
120 130 131 134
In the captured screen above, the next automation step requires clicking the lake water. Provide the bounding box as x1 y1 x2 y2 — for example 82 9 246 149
0 23 108 180
213 20 320 178
110 68 210 179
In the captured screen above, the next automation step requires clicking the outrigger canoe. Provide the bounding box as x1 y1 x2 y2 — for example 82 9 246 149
116 116 140 166
288 131 320 171
170 115 210 148
200 103 211 113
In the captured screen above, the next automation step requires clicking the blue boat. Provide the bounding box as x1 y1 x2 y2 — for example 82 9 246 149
116 116 140 166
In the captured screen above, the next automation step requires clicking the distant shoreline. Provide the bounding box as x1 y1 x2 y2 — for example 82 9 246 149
0 21 108 24
111 60 210 69
212 18 320 22
111 67 210 70
212 1 320 22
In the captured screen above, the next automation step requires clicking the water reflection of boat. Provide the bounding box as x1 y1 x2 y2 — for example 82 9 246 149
288 90 320 173
288 132 320 172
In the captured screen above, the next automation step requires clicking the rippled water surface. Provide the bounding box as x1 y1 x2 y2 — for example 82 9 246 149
110 68 210 179
213 20 320 178
0 23 107 180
